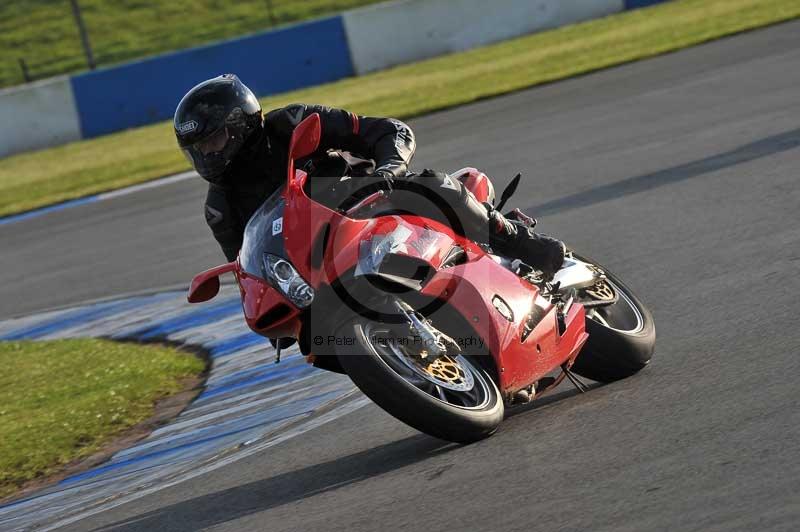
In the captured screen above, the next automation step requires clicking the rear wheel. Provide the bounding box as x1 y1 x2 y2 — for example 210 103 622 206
570 256 656 382
335 316 503 443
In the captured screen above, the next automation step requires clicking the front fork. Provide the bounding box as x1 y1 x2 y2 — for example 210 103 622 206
393 299 462 361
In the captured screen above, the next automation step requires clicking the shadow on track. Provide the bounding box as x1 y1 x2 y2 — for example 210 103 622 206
529 127 800 216
94 434 456 532
93 383 599 532
504 382 602 420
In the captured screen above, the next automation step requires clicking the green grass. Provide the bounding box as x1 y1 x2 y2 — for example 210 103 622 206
0 339 204 499
1 0 799 217
0 0 384 87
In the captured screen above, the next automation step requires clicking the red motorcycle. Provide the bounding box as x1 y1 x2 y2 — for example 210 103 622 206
188 114 655 443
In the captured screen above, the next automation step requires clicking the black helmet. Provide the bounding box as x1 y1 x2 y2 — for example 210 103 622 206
174 74 262 182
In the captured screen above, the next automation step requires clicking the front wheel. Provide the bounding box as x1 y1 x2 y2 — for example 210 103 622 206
334 317 504 443
570 256 656 382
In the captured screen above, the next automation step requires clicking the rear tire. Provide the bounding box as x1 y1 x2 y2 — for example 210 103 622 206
570 256 656 382
335 316 504 443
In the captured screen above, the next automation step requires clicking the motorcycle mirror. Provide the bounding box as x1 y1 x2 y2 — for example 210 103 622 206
288 113 321 163
188 262 237 303
495 173 521 212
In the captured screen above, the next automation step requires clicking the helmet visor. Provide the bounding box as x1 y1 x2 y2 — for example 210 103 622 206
182 127 239 181
196 127 230 155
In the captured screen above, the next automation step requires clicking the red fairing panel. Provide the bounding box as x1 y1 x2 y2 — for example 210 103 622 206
327 215 468 278
237 270 303 339
282 172 344 287
420 256 588 394
283 170 478 288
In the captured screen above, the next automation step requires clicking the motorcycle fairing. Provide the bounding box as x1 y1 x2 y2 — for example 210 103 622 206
231 113 589 396
418 255 588 394
308 202 588 394
237 271 303 339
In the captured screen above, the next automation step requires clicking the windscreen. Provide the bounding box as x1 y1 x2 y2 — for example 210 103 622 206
238 187 286 279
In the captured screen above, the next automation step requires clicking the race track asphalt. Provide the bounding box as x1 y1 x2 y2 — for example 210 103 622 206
2 19 800 531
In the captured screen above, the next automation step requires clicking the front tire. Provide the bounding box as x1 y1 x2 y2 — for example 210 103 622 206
335 317 504 443
570 256 656 382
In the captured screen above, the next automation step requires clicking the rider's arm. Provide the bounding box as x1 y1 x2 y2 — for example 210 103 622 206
264 104 416 178
205 184 243 262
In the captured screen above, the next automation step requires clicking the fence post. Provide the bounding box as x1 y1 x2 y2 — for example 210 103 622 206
265 0 277 26
18 58 32 83
69 0 96 70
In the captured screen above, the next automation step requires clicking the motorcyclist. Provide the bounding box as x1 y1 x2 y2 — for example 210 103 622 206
174 74 565 277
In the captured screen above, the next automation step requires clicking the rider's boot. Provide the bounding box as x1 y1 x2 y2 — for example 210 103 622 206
446 173 565 278
487 209 566 279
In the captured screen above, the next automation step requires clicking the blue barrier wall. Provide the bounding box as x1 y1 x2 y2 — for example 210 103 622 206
70 16 353 138
3 0 676 156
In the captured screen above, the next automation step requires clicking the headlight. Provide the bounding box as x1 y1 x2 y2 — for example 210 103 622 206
263 254 315 308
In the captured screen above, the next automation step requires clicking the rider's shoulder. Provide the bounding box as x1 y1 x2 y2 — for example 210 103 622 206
265 103 307 134
266 103 342 126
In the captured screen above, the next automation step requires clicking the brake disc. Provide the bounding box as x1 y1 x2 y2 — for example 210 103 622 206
585 279 615 302
399 349 475 392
